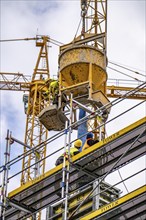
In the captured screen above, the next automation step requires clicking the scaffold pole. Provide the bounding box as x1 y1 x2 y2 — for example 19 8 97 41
1 130 11 219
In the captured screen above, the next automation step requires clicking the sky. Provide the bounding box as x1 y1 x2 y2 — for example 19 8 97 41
0 0 146 218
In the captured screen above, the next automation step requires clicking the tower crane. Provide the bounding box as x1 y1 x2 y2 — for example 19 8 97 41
0 35 52 220
1 36 51 185
20 36 50 184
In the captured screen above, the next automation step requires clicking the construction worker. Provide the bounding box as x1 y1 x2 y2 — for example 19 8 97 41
43 79 67 110
49 80 59 105
43 79 59 104
82 132 99 151
55 139 82 166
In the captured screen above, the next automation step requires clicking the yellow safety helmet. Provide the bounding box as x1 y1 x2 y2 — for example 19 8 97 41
74 139 82 148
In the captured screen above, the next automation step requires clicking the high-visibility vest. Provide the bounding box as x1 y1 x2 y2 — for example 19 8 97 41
50 81 59 97
62 147 79 158
82 138 92 151
70 147 79 156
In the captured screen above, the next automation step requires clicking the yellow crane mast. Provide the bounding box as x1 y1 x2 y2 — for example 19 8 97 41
21 36 50 184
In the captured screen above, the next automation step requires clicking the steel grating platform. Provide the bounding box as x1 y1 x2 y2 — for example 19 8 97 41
5 117 146 219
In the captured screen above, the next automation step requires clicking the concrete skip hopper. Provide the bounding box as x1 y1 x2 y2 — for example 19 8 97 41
39 105 69 131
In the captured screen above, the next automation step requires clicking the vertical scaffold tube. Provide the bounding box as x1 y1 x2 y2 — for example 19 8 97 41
1 130 11 220
61 121 68 199
64 93 73 220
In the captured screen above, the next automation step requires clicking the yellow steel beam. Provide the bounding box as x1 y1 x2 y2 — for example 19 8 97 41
107 85 146 100
8 162 62 198
80 185 146 220
0 72 30 91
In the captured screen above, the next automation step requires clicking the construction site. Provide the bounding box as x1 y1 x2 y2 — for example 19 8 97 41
0 0 146 220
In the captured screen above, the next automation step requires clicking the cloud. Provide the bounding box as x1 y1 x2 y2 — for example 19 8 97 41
107 0 145 70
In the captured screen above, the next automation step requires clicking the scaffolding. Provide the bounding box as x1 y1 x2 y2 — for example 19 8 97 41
1 116 146 219
0 82 146 219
